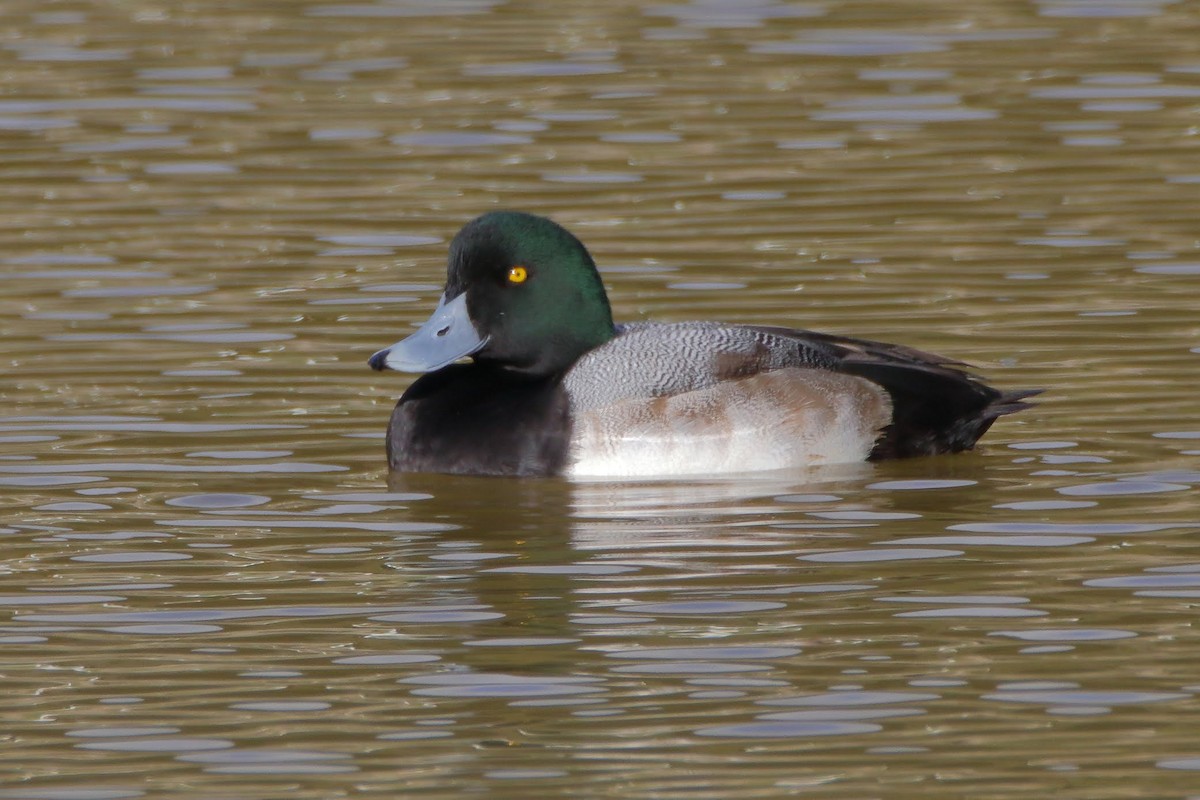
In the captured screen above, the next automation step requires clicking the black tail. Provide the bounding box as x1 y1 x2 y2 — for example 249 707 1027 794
983 388 1042 420
854 361 1041 460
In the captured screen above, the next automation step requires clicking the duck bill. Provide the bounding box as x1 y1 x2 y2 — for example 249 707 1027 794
368 292 488 372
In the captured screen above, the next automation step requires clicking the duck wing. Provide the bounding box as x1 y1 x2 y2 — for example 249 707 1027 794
746 325 1040 458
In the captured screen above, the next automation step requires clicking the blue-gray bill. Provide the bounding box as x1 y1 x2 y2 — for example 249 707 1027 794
368 292 488 373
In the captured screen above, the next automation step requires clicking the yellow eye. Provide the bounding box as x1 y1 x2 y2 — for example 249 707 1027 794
507 265 528 284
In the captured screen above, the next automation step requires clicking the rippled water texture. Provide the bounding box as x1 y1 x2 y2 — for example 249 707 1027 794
2 1 1200 798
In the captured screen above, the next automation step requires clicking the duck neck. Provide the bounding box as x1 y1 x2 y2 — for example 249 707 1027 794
549 259 616 374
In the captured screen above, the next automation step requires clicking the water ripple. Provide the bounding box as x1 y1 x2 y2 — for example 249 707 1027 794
695 721 880 738
401 673 605 698
799 548 963 563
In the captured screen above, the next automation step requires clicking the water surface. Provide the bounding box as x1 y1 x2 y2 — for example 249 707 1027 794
3 1 1200 797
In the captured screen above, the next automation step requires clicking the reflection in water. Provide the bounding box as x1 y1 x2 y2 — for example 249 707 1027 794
5 455 1200 793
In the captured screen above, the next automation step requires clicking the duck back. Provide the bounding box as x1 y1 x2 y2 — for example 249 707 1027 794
564 321 1036 465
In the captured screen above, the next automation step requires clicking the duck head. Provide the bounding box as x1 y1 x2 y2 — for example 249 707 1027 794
369 211 616 377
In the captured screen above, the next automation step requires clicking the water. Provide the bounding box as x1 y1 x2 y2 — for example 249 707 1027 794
2 0 1200 797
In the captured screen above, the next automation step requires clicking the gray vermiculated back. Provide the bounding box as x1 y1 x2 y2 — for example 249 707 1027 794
563 321 836 412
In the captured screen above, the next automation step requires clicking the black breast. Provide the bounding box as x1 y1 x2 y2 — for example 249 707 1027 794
385 364 572 477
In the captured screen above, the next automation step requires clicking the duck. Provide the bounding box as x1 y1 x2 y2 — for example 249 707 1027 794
368 210 1037 478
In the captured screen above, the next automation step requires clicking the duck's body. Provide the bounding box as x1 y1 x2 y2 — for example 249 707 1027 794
370 211 1036 478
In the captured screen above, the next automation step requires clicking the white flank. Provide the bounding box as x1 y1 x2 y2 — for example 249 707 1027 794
566 369 891 479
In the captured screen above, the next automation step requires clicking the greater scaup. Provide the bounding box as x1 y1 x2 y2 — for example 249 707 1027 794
369 211 1037 477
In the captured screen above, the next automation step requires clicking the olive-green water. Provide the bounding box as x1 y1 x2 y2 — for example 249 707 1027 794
2 1 1200 797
